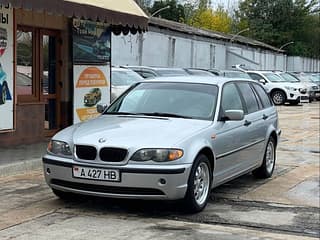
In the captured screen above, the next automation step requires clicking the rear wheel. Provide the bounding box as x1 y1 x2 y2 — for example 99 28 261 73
252 137 276 178
271 90 286 105
183 154 212 213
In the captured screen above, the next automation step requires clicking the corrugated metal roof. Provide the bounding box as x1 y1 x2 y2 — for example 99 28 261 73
149 17 282 52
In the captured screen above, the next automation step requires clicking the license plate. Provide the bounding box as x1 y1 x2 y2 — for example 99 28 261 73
315 93 320 97
73 166 120 182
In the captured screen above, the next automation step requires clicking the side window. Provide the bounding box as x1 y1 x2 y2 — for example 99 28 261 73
221 83 244 112
252 83 273 108
248 73 262 81
237 82 260 114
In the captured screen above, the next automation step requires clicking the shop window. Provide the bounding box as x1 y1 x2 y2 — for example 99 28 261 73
16 26 37 102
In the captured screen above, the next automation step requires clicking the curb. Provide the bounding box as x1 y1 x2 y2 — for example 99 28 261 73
0 158 42 177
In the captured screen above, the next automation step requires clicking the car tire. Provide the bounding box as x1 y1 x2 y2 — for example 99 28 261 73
52 188 75 200
271 90 286 105
183 154 212 213
0 83 7 105
252 137 276 179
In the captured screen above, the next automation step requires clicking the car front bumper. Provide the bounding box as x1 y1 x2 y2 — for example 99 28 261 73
43 156 192 200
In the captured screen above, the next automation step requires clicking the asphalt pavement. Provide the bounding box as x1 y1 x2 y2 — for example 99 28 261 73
0 102 319 240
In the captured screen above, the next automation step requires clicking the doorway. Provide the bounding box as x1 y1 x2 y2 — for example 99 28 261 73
16 27 61 137
40 30 60 136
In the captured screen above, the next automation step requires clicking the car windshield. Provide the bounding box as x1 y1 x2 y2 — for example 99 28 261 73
279 73 300 82
105 82 218 120
224 71 252 79
112 70 143 86
264 73 286 82
306 74 320 83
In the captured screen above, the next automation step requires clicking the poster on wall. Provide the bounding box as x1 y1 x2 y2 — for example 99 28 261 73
0 4 13 131
72 19 111 124
73 65 110 124
72 19 111 64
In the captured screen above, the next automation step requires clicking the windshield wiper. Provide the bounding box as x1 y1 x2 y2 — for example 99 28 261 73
139 112 193 119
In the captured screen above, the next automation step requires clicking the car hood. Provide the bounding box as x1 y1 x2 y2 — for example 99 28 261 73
55 115 211 148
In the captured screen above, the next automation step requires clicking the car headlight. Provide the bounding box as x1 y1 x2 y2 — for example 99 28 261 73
284 86 297 91
131 149 183 162
299 88 307 94
47 140 72 157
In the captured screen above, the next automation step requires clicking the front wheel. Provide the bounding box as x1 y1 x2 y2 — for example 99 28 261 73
183 154 212 213
271 90 286 105
252 137 276 178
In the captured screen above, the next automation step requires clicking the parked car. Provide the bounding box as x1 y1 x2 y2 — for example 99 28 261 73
43 76 280 213
277 72 320 102
126 66 189 78
111 67 143 101
184 68 218 76
219 70 253 80
84 88 101 106
0 64 8 105
245 70 308 105
289 72 320 100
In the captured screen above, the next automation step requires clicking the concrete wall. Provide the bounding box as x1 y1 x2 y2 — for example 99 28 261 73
112 27 320 72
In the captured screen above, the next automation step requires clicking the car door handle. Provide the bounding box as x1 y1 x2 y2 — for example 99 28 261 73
244 120 252 126
262 114 269 120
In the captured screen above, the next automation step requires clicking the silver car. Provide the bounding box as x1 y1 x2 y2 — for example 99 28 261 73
43 76 280 212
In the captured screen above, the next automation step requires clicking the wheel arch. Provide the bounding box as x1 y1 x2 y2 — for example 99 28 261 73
269 131 278 147
197 147 215 172
270 88 287 98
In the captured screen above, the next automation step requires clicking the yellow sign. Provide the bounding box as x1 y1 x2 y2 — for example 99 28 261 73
76 67 108 88
76 107 100 122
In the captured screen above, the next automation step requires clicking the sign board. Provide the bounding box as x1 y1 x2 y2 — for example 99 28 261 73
72 19 111 124
73 65 110 123
0 4 13 131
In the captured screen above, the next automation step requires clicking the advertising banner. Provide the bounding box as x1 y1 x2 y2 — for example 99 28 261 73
72 19 111 64
73 65 110 124
72 19 111 124
0 4 13 131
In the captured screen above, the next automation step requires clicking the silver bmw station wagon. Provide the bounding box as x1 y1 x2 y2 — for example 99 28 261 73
43 76 281 212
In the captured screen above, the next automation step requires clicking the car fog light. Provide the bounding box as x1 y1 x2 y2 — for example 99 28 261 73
159 178 166 185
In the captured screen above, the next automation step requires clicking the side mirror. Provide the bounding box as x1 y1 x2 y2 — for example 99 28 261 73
223 110 244 121
259 79 267 84
97 104 108 113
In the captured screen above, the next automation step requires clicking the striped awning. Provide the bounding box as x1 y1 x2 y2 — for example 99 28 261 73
0 0 149 34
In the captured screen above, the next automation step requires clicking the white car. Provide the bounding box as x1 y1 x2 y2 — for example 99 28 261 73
111 67 144 101
43 76 280 213
246 71 308 105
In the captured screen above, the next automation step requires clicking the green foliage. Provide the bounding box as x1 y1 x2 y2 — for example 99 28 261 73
149 0 185 23
235 0 320 57
189 6 232 33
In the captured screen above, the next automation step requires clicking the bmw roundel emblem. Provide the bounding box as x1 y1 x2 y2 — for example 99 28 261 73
98 138 106 143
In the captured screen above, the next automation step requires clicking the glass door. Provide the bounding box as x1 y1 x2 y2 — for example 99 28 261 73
40 30 60 136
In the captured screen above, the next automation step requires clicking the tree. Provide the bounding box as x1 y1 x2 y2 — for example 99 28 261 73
234 0 320 57
189 6 233 33
149 0 185 22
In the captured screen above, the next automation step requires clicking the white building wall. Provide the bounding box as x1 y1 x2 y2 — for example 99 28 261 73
112 30 320 72
174 37 192 67
112 33 140 66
